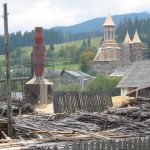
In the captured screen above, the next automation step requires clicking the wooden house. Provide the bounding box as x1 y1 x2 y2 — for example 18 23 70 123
117 60 150 96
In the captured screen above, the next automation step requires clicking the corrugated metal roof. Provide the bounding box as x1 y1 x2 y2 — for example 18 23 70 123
117 60 150 88
64 70 81 77
44 69 62 77
63 70 93 78
77 71 93 78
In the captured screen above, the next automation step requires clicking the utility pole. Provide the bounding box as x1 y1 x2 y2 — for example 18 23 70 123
4 3 13 137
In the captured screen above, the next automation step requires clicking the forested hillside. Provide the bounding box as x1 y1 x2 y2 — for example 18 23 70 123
116 17 150 44
0 12 150 54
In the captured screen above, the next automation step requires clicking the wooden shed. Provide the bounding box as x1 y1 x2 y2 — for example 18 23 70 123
127 86 150 98
25 77 53 104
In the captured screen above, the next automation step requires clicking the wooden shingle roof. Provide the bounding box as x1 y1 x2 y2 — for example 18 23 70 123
117 60 150 88
103 14 115 26
131 30 142 43
123 31 131 44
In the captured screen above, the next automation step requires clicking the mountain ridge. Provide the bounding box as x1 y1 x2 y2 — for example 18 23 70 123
52 12 150 33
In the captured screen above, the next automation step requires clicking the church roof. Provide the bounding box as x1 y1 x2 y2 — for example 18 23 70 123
132 30 142 43
103 14 115 26
123 31 131 44
93 48 102 61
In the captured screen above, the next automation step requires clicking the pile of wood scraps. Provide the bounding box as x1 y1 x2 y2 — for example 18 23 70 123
0 101 34 118
76 97 150 137
0 118 8 139
12 97 150 141
13 113 102 141
1 97 150 149
4 99 150 141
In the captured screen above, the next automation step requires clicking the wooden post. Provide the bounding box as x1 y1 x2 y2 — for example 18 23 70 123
3 3 13 137
31 52 34 77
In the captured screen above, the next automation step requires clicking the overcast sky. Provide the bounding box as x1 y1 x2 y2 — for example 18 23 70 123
0 0 149 34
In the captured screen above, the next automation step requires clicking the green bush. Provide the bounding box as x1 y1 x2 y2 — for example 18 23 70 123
86 75 121 96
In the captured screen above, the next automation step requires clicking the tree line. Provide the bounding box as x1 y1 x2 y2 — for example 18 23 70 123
0 29 101 54
0 29 64 54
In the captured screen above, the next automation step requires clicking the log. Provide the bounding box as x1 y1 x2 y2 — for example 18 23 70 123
1 131 11 141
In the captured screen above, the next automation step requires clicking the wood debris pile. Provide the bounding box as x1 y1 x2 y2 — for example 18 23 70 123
0 101 34 118
1 97 150 148
77 98 150 137
10 97 150 141
14 113 103 140
0 100 34 140
0 118 8 139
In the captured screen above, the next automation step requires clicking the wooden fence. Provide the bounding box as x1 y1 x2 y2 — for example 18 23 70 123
53 91 112 113
26 136 150 150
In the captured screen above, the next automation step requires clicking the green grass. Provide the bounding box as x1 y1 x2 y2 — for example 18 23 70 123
54 63 80 70
53 59 79 70
91 37 101 48
1 36 101 70
0 55 5 68
0 55 5 62
18 36 101 54
54 37 101 52
20 46 32 56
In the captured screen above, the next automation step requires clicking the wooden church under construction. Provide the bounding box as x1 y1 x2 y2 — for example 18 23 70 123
92 15 148 75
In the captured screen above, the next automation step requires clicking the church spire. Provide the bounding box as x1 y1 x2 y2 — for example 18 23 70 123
103 14 116 41
132 30 142 43
123 31 131 44
103 14 115 26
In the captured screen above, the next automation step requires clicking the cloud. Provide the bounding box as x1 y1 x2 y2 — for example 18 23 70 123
0 0 81 33
0 0 149 34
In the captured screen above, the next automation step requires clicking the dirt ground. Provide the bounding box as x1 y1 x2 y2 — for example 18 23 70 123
112 96 133 107
35 103 54 113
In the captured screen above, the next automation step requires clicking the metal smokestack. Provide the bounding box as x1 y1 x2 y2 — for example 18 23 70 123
33 27 46 104
33 27 46 77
